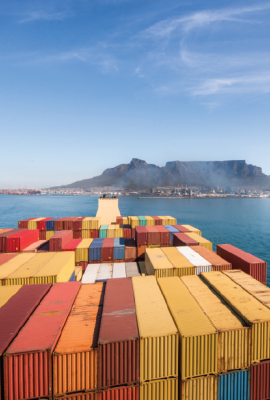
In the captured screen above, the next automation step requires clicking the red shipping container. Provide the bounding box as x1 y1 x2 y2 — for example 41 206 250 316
57 393 97 400
76 261 88 271
0 230 25 253
155 226 170 246
73 230 82 239
137 245 147 260
98 386 139 400
116 217 123 225
4 282 80 400
145 226 160 245
151 216 162 225
91 230 99 239
124 239 136 261
173 225 190 233
73 217 85 231
217 244 267 284
0 284 51 400
49 230 73 252
62 239 82 252
0 253 17 266
101 238 114 261
192 246 232 272
39 230 46 240
6 230 39 252
251 359 270 400
63 218 78 231
135 226 148 246
37 218 54 231
131 229 136 240
98 278 139 389
18 218 35 229
54 218 64 231
173 233 199 247
121 225 131 239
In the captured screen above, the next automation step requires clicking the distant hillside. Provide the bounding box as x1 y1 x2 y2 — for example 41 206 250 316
52 158 270 190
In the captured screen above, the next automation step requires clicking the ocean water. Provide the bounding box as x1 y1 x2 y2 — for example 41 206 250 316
1 195 270 285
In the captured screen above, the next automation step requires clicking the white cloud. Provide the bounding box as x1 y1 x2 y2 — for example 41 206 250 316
143 3 270 37
19 10 69 23
191 74 270 95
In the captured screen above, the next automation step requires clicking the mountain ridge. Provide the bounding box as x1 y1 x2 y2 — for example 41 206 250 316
52 159 270 190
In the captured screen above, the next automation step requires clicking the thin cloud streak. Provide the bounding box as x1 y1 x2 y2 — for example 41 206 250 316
143 3 270 37
19 10 69 23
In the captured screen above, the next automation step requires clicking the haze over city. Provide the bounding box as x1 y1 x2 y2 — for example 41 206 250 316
1 0 270 187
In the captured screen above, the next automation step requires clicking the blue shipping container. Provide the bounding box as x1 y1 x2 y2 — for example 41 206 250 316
114 238 125 260
218 370 250 400
46 218 58 231
164 225 179 244
89 239 104 261
68 271 76 282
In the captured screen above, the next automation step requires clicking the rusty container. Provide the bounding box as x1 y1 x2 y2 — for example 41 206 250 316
101 238 114 261
250 360 270 400
53 283 104 396
137 245 147 260
122 225 132 239
173 233 199 247
73 230 83 239
0 284 51 400
98 278 139 389
145 226 160 245
135 227 148 246
151 216 162 225
154 226 170 246
124 239 136 261
173 225 190 232
73 217 85 231
4 282 80 400
49 230 73 251
98 386 139 399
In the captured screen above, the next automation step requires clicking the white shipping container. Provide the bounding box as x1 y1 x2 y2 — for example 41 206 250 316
195 266 212 275
112 262 126 278
177 246 212 267
96 263 113 282
125 262 140 277
82 264 100 284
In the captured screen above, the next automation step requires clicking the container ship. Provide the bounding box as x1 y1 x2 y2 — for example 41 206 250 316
0 197 268 400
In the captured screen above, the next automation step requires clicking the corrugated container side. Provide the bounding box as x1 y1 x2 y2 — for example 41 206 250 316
180 376 218 400
250 360 270 400
140 378 178 400
219 329 251 372
140 335 178 382
56 392 98 400
3 282 80 400
99 386 139 400
195 266 212 275
218 370 250 400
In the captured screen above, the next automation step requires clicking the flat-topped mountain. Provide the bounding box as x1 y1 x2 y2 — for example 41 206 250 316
53 159 270 190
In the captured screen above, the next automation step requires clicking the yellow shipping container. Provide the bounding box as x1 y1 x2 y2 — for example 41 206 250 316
202 271 270 363
82 230 91 239
145 216 155 226
158 277 218 380
158 216 169 225
32 252 75 284
161 247 195 277
76 239 93 262
223 269 270 308
3 253 56 286
107 224 124 238
0 254 36 286
165 216 177 225
180 375 218 400
140 378 178 400
181 224 202 236
129 216 139 229
145 248 174 278
185 232 212 251
75 266 82 281
46 231 55 240
28 217 44 230
90 217 101 230
0 285 22 308
122 217 129 225
82 217 93 230
181 275 251 372
132 276 178 382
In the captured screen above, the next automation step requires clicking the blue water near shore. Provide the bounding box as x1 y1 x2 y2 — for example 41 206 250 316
1 195 270 285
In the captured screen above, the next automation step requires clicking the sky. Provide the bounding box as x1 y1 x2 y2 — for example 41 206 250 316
1 0 270 188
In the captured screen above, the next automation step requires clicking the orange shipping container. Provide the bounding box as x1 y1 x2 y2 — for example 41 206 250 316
53 283 105 396
192 246 232 272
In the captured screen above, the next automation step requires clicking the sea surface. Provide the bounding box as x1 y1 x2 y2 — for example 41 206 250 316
1 195 270 285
